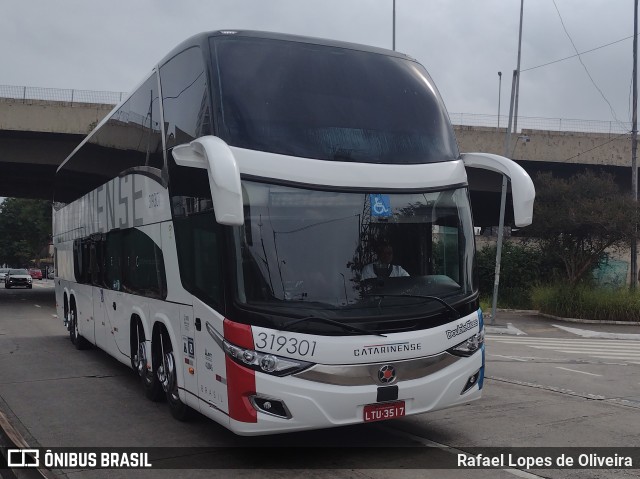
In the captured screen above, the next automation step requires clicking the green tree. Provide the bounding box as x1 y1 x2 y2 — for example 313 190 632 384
525 171 639 286
0 198 52 267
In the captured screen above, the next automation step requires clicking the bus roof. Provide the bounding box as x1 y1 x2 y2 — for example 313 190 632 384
158 30 416 68
58 30 419 174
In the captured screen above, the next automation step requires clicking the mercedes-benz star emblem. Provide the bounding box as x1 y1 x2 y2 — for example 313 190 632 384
378 365 397 384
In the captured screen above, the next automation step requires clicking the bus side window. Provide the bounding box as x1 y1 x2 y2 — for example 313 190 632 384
105 231 123 291
73 239 82 283
73 238 91 285
121 229 166 300
160 46 212 151
128 74 164 170
172 211 223 309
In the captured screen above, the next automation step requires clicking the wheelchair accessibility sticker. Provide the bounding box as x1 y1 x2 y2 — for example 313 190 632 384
370 194 392 217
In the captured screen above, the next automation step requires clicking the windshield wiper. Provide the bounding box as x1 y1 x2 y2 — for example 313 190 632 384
363 293 460 319
280 316 387 337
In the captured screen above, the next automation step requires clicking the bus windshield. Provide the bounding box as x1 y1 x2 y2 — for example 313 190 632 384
210 35 459 164
233 181 476 332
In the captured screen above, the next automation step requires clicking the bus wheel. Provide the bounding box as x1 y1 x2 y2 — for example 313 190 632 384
157 330 191 421
69 302 88 350
135 320 163 402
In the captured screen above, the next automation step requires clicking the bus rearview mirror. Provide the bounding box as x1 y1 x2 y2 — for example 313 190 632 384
461 152 535 227
171 136 244 226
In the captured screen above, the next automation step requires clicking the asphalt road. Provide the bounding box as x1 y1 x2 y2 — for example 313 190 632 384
1 283 639 479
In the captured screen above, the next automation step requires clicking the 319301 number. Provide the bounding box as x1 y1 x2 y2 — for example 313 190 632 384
255 333 317 357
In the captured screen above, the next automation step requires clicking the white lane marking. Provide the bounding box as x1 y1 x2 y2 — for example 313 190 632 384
490 354 528 362
527 347 640 354
34 304 41 308
554 350 640 357
488 337 640 347
52 314 58 318
487 337 640 362
485 323 527 336
555 367 602 377
552 324 640 340
517 346 640 354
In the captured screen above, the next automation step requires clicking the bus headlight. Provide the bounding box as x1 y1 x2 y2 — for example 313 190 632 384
447 330 485 357
223 340 313 377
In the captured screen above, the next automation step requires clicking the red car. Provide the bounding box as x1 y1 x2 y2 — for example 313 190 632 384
28 268 43 280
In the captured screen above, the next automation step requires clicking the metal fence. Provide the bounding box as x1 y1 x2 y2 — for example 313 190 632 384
0 83 633 134
0 84 126 106
449 112 632 135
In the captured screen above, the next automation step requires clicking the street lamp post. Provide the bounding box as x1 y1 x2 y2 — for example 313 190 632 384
513 0 524 134
631 0 638 290
498 71 502 129
392 0 396 51
492 0 524 322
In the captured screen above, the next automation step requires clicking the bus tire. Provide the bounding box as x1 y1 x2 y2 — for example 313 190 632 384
63 295 69 330
69 301 89 350
136 319 163 402
158 328 192 421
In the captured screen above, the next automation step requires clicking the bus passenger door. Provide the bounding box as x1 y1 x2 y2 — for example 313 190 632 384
192 301 229 419
76 239 96 345
90 237 106 349
103 230 124 358
177 305 199 410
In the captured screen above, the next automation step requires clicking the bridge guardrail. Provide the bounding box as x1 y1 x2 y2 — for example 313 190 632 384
449 112 632 136
0 84 633 135
0 84 126 107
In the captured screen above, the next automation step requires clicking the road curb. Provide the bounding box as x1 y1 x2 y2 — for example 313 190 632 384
538 312 640 326
0 410 56 479
488 308 640 326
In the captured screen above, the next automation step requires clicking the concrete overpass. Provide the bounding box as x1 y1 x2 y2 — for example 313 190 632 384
0 96 114 199
0 90 635 224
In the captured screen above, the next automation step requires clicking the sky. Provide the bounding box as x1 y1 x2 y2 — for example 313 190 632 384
0 0 638 125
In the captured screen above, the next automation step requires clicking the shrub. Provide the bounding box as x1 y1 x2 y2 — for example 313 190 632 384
476 241 563 309
532 285 640 322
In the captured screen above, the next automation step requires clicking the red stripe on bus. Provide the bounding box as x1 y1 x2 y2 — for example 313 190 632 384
225 357 257 423
224 318 257 423
224 318 255 349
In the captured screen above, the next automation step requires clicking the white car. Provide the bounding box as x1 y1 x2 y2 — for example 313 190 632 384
0 268 10 283
5 268 33 289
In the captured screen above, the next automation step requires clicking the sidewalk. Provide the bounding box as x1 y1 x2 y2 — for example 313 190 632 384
484 309 640 340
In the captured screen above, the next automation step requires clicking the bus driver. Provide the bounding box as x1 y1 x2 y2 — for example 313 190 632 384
361 242 409 280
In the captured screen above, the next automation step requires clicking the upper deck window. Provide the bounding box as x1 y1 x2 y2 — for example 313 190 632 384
210 36 458 164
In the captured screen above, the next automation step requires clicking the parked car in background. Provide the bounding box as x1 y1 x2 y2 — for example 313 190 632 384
28 268 43 280
5 269 33 289
0 268 10 283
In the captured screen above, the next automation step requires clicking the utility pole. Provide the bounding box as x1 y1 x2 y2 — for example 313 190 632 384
498 71 502 129
392 0 396 51
491 70 518 323
513 0 524 134
491 1 524 322
632 0 638 290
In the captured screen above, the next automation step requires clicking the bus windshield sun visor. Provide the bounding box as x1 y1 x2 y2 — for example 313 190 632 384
171 136 244 225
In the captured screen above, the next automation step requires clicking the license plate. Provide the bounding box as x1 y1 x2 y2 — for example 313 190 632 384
363 401 405 422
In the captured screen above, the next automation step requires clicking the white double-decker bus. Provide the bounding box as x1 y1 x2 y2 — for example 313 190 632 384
53 31 534 435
